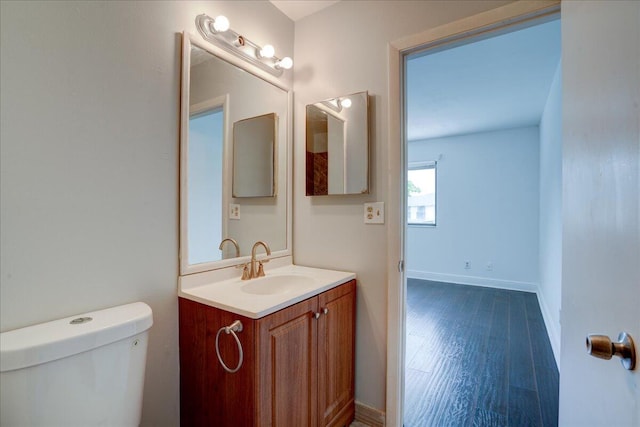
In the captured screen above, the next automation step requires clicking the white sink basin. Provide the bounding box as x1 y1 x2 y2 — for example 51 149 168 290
178 264 356 319
241 275 316 295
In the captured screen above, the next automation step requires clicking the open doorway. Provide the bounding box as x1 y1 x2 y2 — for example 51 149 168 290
402 16 561 426
188 106 224 264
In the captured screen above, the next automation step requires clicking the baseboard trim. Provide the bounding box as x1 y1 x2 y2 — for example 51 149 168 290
406 270 537 293
535 289 561 368
355 401 385 427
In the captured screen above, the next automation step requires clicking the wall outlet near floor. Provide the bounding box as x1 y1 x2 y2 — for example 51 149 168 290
464 261 471 269
229 203 240 220
364 202 384 224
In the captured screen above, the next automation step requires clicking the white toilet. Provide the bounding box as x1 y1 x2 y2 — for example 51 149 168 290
0 302 153 427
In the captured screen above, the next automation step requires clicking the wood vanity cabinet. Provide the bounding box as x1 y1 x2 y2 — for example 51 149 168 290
179 279 356 427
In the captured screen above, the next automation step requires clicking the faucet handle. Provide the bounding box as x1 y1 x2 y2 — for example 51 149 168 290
241 264 251 280
257 262 265 277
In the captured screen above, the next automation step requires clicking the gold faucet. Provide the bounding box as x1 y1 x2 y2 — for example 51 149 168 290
218 238 240 258
246 241 271 280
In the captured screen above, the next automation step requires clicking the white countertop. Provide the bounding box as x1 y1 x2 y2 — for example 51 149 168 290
178 263 355 319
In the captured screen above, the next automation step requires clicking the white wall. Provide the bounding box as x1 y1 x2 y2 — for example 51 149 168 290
406 126 540 291
328 114 346 194
0 2 293 426
538 62 562 365
292 0 512 412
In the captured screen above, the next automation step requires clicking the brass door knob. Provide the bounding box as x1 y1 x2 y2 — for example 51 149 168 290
586 332 636 370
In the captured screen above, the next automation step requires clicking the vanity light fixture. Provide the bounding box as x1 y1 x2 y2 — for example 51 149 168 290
320 96 352 113
211 15 230 33
258 44 275 59
195 13 293 77
320 99 341 113
275 56 293 70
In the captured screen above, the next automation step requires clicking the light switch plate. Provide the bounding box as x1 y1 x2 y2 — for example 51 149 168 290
229 203 240 220
364 202 384 224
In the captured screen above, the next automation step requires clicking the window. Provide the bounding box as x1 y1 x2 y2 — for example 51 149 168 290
407 162 436 225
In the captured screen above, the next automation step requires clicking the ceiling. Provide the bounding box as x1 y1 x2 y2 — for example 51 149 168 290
269 0 340 21
268 2 560 142
406 19 561 141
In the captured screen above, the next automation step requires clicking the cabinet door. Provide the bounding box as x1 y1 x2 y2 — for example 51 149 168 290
257 296 318 426
317 280 356 427
179 298 257 427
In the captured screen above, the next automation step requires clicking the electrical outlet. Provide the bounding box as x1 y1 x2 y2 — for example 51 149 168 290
364 202 384 224
486 262 493 271
464 261 471 270
229 203 240 220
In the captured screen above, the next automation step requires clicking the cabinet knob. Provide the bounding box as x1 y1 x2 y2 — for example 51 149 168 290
322 308 329 315
313 312 320 319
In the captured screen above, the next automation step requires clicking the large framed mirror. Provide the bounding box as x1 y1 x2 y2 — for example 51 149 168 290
305 91 369 195
180 33 291 275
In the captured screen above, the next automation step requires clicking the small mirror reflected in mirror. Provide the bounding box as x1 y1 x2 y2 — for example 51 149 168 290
233 113 276 198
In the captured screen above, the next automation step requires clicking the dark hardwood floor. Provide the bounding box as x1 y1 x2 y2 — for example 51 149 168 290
404 279 559 427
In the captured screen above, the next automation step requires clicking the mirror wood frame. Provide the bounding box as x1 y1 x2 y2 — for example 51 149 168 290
179 32 293 276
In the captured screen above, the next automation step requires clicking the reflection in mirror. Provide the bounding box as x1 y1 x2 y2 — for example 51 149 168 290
180 36 290 274
188 106 224 263
233 113 276 197
306 91 369 195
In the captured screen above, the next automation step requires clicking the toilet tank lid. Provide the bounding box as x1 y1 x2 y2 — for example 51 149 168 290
0 302 153 373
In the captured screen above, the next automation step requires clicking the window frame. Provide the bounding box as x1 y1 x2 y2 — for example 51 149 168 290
407 160 437 226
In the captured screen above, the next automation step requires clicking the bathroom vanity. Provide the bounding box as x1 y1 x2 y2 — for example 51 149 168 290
177 30 358 427
178 266 356 427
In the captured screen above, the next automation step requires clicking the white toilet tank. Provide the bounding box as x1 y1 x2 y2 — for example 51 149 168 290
0 302 153 427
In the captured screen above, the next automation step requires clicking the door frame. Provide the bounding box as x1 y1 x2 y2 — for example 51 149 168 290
385 1 561 425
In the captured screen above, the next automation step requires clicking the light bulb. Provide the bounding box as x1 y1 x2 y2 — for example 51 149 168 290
340 98 352 109
276 56 293 70
259 44 275 59
212 15 230 32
